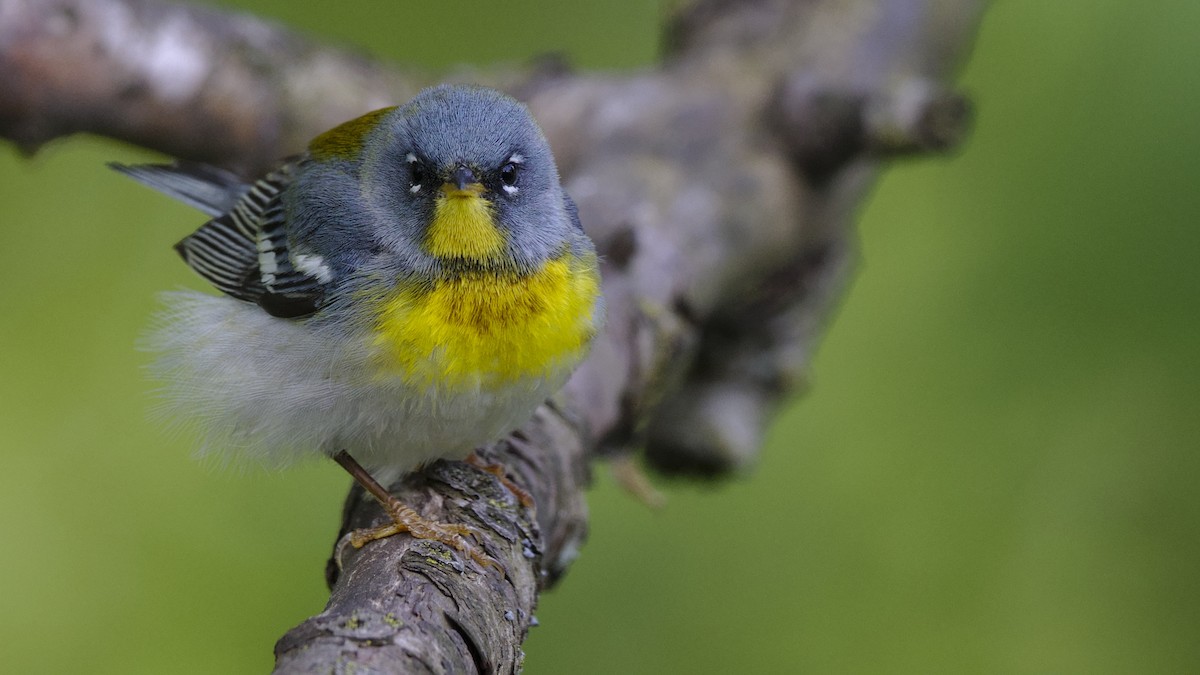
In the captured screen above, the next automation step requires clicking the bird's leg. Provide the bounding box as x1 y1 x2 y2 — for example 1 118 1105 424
332 450 496 570
465 452 535 508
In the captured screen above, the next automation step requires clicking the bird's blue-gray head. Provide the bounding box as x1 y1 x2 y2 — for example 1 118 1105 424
302 85 573 274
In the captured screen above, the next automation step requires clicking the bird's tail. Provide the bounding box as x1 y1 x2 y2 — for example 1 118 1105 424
108 161 249 217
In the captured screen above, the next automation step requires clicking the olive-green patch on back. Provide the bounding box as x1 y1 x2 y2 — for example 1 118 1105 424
308 107 397 161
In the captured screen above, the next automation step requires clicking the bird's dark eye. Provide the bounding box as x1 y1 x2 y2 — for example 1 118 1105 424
499 162 519 188
406 153 426 192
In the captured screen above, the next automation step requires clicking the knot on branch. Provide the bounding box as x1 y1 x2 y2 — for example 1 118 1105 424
773 74 973 180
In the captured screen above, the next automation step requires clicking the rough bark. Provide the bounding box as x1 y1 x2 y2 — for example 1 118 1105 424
0 0 985 671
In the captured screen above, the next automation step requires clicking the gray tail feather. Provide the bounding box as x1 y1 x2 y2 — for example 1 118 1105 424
108 161 249 217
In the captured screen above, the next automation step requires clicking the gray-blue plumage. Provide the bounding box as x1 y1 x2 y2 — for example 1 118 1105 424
111 85 584 320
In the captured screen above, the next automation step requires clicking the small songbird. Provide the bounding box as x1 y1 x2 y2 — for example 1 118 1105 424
112 85 603 564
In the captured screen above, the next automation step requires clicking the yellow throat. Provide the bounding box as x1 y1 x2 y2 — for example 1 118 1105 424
373 187 600 388
423 183 505 261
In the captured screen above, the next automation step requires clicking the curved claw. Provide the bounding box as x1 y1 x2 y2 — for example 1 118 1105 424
350 496 500 572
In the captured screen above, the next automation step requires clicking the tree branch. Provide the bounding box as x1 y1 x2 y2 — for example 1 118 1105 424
0 0 985 671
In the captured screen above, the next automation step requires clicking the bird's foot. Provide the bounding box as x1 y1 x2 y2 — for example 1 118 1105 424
466 453 535 508
349 495 498 571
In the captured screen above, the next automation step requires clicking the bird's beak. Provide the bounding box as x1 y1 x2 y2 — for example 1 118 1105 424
442 164 484 197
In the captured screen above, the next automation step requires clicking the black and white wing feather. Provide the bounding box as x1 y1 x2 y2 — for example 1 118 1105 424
111 160 329 318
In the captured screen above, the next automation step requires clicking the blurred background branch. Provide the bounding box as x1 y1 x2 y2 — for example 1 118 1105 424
0 0 986 671
11 1 1196 674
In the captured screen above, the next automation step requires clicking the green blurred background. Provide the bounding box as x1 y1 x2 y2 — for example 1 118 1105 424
2 1 1197 672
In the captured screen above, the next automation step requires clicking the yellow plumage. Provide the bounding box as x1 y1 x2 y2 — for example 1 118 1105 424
372 184 600 388
372 251 600 388
424 186 508 261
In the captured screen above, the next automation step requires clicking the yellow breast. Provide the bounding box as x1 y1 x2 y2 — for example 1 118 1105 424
372 252 600 388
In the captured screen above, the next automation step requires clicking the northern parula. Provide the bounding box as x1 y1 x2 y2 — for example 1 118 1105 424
112 85 603 563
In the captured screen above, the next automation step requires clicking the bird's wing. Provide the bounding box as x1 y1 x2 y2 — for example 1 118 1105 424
112 159 329 318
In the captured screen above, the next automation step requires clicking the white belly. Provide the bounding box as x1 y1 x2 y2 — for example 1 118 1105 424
146 291 569 474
